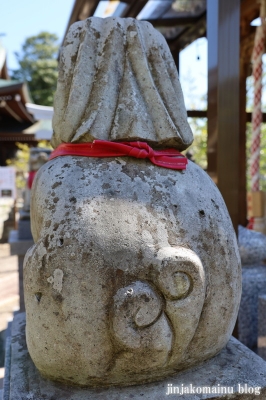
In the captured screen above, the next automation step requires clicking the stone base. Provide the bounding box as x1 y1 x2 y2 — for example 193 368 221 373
9 230 34 256
8 230 34 312
17 219 33 241
3 313 266 399
239 265 266 351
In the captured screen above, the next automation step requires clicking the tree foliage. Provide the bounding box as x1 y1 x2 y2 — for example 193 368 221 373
11 32 59 106
186 118 207 170
180 71 207 169
6 143 30 189
182 64 266 190
6 141 52 189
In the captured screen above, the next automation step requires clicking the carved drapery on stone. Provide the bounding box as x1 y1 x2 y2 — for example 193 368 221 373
51 17 193 150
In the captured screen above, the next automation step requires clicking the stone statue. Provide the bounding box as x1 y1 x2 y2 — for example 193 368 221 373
23 17 241 387
23 148 51 214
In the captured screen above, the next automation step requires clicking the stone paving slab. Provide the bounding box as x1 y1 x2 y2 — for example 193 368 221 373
4 313 266 399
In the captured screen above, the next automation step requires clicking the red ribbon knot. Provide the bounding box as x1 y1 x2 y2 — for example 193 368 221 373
124 142 154 159
49 140 188 170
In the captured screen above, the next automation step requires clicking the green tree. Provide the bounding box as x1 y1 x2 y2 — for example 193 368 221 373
11 32 59 106
186 117 207 170
180 70 207 169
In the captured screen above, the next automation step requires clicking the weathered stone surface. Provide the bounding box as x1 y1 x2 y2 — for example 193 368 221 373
51 17 193 150
238 225 266 265
24 15 241 388
5 313 266 399
3 336 11 400
24 156 241 386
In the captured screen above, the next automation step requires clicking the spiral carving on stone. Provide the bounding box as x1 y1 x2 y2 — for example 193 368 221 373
155 247 206 367
24 147 241 386
111 281 173 371
111 247 206 373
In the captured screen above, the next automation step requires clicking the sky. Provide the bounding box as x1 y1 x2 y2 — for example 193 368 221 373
0 0 207 109
0 0 74 69
180 38 207 110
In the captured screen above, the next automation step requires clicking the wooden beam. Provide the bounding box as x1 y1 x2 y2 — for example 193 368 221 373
62 0 101 44
121 0 149 18
0 82 34 123
207 0 240 232
241 0 260 23
187 110 266 123
146 16 200 28
167 12 206 52
237 0 259 227
0 135 36 141
0 58 9 80
246 112 266 123
187 110 207 118
238 58 249 228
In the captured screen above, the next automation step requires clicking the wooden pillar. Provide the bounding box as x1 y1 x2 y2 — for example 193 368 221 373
238 58 249 227
207 0 240 232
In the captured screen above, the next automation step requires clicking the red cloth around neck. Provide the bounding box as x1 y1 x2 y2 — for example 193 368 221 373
49 140 188 170
27 171 37 189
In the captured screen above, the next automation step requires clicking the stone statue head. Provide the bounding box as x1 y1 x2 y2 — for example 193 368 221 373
24 17 241 387
29 150 49 171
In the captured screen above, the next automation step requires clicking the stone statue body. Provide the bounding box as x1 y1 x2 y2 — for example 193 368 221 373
23 149 50 213
24 17 241 387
